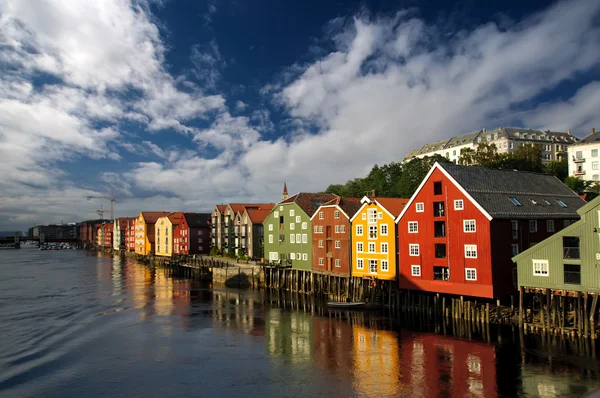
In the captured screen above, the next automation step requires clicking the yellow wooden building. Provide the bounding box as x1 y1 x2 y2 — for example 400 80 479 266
155 212 184 257
349 197 409 280
135 212 170 256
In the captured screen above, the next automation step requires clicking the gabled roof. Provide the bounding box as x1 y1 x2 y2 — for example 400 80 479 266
229 203 274 215
140 212 171 224
167 212 185 225
398 162 584 221
312 197 363 220
246 208 272 224
350 197 410 221
279 193 339 217
572 129 600 145
216 205 227 213
183 213 211 227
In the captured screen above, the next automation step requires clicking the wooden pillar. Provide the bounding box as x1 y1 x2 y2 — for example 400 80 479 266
590 293 598 339
584 292 589 338
519 286 524 327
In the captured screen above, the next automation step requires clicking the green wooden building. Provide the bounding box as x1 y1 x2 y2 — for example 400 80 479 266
512 195 599 293
263 192 338 270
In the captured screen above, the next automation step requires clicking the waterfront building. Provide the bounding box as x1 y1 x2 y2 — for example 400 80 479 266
210 205 227 251
396 162 585 299
238 207 272 259
32 223 77 240
102 223 113 248
404 127 578 165
96 224 104 246
567 128 600 181
174 213 211 256
127 218 136 252
350 196 409 280
113 218 134 250
211 203 274 254
155 212 184 257
264 192 338 269
311 197 362 276
78 219 105 245
512 195 600 294
134 212 170 256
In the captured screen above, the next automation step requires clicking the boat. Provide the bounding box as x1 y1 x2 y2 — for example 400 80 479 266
327 302 383 310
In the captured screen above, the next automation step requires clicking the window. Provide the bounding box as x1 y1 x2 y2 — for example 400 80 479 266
564 220 572 227
408 222 418 233
199 230 203 236
556 199 567 208
319 212 324 219
381 243 388 253
509 142 514 149
454 200 464 210
434 221 446 238
547 220 555 233
362 213 366 220
335 225 340 233
593 149 598 157
564 264 581 285
297 252 301 260
357 259 364 270
368 209 377 223
464 220 476 233
435 244 446 258
529 220 537 233
296 216 301 223
318 257 324 266
433 202 445 217
290 234 295 243
465 245 477 258
356 225 363 236
368 242 376 252
318 226 323 233
296 233 301 243
576 150 583 159
409 244 419 256
433 266 450 281
290 223 295 230
381 260 389 272
290 253 296 260
594 175 600 181
340 225 346 233
369 260 377 273
335 240 341 249
465 268 477 281
269 224 273 231
319 240 324 248
563 236 580 259
357 242 363 252
511 244 519 256
335 259 341 267
416 203 424 212
269 235 273 244
378 212 383 219
302 234 307 244
368 225 377 239
302 253 307 261
511 220 518 239
290 209 295 217
509 197 522 206
198 238 203 243
411 265 421 276
533 259 549 276
302 222 307 230
434 181 443 195
334 210 340 219
380 224 388 235
274 211 279 218
314 226 318 233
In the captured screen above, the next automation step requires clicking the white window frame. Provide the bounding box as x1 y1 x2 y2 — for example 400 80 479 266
290 253 296 260
296 216 301 223
340 225 346 233
302 234 307 244
411 265 421 276
318 240 324 248
357 259 364 270
290 223 295 230
381 260 389 272
380 224 388 236
318 226 323 233
532 259 549 276
368 242 376 253
314 226 318 233
369 259 377 273
378 212 383 219
302 222 307 230
335 240 341 249
416 203 424 212
368 225 377 239
335 225 340 233
296 233 301 243
362 213 366 220
454 200 464 210
357 242 363 252
319 212 324 219
334 210 340 219
274 211 279 218
269 224 273 231
368 209 377 223
465 268 477 281
381 242 388 253
511 244 519 256
408 222 418 233
529 220 537 233
593 161 599 170
268 235 273 244
318 257 324 265
335 259 341 267
302 253 307 261
409 244 419 256
463 220 476 233
290 209 295 217
546 220 555 233
290 234 295 244
465 244 477 258
356 225 363 236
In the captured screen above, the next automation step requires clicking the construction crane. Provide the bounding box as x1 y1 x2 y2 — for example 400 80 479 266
87 193 136 220
97 204 107 218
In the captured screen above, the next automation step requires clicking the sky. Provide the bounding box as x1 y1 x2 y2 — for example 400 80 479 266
0 0 599 231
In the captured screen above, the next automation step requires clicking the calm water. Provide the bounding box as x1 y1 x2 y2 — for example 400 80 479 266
1 248 599 398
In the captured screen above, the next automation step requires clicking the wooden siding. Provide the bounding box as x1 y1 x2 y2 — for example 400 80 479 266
311 205 351 276
514 198 598 292
263 202 313 270
352 201 397 281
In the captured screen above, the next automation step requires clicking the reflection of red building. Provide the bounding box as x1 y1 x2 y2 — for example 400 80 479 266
312 316 353 378
398 330 497 398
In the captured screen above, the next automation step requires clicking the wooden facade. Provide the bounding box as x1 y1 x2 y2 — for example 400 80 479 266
174 213 211 255
155 213 183 257
135 212 170 256
127 218 136 252
242 208 272 259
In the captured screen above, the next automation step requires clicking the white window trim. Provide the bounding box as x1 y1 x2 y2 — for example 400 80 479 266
454 200 464 210
408 221 418 233
532 259 549 277
318 240 324 248
546 220 555 233
302 253 307 261
357 242 363 253
296 216 301 223
335 240 341 249
290 234 295 244
335 259 341 267
368 259 378 274
416 202 424 213
356 225 363 236
380 224 388 236
357 259 364 270
368 242 376 253
529 220 537 233
409 244 419 256
465 244 477 259
334 210 340 219
290 209 295 217
411 265 421 276
302 222 307 230
381 242 388 253
465 268 477 281
463 220 476 233
318 257 324 265
381 260 389 272
319 212 324 219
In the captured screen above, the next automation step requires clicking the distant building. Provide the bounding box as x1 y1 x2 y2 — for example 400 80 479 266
567 128 600 181
404 127 578 165
32 224 77 240
135 212 170 256
211 202 274 254
174 213 211 256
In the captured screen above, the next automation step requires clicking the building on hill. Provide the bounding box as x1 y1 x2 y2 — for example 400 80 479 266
404 127 579 165
311 197 363 276
567 128 600 182
174 213 211 256
155 212 184 257
512 194 600 294
263 192 339 270
350 196 409 281
396 162 585 300
135 212 170 255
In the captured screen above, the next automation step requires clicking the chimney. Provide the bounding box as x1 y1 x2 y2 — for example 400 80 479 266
567 129 571 135
371 189 375 197
593 128 596 135
482 128 486 133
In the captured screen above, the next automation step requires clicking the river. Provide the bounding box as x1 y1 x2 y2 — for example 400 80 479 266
0 247 599 397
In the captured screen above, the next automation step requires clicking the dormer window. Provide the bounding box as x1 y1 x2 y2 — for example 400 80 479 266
556 199 567 208
509 197 522 206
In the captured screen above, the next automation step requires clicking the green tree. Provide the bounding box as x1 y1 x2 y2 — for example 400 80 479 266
458 147 476 165
564 176 590 194
546 158 568 182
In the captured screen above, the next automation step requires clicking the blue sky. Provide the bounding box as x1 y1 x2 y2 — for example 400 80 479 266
0 0 599 230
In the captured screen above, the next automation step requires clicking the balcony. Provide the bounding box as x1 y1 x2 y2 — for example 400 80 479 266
574 169 586 176
573 157 585 163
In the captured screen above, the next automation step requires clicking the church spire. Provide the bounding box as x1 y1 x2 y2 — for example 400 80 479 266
282 181 288 200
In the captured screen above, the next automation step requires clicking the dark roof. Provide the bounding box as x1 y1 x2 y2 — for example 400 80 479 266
575 131 600 144
141 212 171 224
439 163 585 219
183 213 211 228
322 197 363 219
375 198 410 217
281 193 339 217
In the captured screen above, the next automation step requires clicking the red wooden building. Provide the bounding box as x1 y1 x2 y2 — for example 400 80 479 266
311 197 362 276
78 219 105 245
127 218 136 252
397 162 584 299
174 213 211 255
102 223 113 248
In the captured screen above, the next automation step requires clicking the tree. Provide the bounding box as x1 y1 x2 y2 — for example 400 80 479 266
458 147 476 165
546 158 568 182
564 176 590 194
472 143 501 167
508 143 543 172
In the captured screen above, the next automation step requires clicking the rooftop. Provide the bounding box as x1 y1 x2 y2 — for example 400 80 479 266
183 213 211 227
280 193 339 217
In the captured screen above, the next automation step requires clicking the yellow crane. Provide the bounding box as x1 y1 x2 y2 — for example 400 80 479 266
87 193 136 220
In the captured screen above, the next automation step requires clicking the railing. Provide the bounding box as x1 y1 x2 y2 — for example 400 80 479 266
563 247 580 259
573 157 585 163
574 170 586 175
